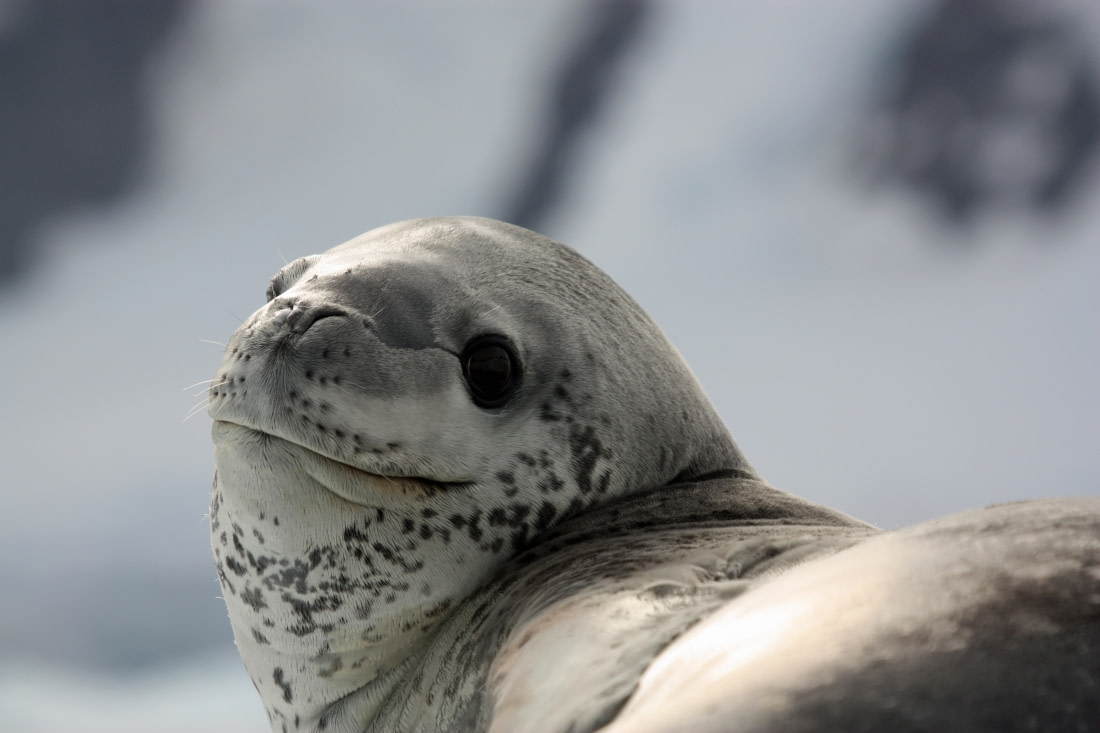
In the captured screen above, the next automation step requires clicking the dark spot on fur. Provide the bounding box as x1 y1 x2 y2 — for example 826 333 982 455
251 628 270 645
535 501 557 530
265 559 311 594
226 556 247 577
497 471 515 484
371 542 425 573
509 504 531 526
570 424 605 494
511 526 530 552
216 566 235 595
344 524 371 543
466 511 483 542
538 473 565 494
273 667 293 703
539 402 562 422
242 586 267 610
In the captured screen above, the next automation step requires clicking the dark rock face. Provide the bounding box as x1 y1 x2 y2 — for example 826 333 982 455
0 0 189 287
859 0 1100 224
502 0 652 234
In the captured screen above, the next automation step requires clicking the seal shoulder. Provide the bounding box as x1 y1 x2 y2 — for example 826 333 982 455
601 496 1100 733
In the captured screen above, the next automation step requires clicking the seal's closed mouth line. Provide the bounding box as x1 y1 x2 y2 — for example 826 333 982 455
215 418 388 475
213 418 473 489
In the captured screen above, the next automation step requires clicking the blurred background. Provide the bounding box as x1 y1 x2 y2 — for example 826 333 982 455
1 1 1097 730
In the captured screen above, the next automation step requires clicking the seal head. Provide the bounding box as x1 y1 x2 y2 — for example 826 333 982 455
208 217 750 730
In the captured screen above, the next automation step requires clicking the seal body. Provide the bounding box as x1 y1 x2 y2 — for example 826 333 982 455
209 217 1100 733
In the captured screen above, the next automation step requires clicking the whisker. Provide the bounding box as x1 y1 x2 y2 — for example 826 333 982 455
184 398 212 422
200 338 227 348
191 379 231 398
183 378 220 391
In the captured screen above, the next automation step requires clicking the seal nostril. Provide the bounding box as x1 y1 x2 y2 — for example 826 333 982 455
271 302 347 334
298 306 346 333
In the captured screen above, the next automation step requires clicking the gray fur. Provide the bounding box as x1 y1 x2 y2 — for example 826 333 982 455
209 217 1099 733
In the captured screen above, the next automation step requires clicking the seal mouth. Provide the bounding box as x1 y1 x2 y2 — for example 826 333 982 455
212 419 473 500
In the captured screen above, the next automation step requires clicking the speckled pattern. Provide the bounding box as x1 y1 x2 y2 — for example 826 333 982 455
209 217 758 731
209 218 1100 733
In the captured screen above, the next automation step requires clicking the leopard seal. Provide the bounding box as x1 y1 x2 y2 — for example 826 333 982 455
209 217 1099 732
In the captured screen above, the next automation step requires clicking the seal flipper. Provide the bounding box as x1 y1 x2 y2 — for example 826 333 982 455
601 497 1100 733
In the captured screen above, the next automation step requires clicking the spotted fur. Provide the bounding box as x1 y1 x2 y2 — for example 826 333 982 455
210 218 1100 733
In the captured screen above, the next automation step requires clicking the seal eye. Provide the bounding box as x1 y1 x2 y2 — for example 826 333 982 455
462 336 521 408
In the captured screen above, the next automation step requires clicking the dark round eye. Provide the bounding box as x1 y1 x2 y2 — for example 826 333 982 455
461 336 521 408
